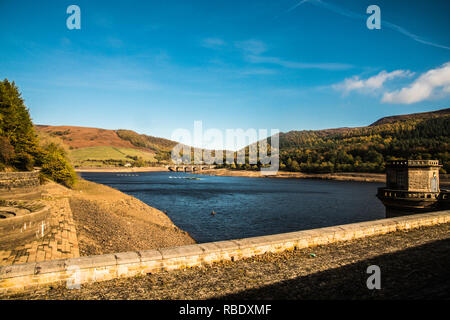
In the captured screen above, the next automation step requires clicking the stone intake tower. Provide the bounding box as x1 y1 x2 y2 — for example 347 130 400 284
377 160 449 217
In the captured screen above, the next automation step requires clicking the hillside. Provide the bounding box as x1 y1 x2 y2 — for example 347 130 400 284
275 108 450 173
35 125 178 168
115 129 178 152
369 108 450 126
35 108 450 173
36 125 137 149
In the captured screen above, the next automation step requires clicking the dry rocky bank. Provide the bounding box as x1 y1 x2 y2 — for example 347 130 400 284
69 179 195 256
196 168 386 182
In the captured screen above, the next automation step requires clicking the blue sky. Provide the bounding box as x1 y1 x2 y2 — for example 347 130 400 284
0 0 449 147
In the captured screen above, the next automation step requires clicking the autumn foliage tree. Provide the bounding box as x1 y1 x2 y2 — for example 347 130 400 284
40 143 77 188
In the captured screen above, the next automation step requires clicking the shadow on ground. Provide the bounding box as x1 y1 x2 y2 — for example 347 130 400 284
218 239 450 300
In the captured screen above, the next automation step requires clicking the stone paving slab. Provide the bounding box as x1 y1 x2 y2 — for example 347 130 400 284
0 198 79 266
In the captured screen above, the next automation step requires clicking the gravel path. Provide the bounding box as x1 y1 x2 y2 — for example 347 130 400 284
4 223 449 300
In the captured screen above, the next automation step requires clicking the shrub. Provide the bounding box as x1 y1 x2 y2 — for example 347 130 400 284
13 152 34 171
41 143 77 188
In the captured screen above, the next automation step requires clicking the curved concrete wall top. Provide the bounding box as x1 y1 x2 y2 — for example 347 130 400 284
0 210 448 294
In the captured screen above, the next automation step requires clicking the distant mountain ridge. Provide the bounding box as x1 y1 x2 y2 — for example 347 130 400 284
274 107 449 173
36 107 450 172
279 108 450 140
369 108 450 126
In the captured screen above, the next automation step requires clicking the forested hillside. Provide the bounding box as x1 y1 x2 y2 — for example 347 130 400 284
277 109 450 173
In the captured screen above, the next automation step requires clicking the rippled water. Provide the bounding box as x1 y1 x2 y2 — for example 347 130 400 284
80 171 385 243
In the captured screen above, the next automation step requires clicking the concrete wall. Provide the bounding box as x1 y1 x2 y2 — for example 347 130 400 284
0 210 449 294
0 171 40 190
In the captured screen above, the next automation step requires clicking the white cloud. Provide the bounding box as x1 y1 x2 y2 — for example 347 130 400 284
382 62 450 104
333 70 413 93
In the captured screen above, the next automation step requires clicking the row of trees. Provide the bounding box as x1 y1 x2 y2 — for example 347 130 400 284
0 79 76 187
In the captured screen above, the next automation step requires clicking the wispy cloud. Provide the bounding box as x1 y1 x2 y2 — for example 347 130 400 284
286 0 309 14
382 62 450 104
232 38 353 71
235 39 267 55
201 38 226 49
201 37 352 71
105 36 124 49
287 0 450 51
239 68 278 76
333 70 414 94
247 54 353 71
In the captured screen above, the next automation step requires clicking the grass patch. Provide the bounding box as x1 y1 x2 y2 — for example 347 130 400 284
70 146 156 166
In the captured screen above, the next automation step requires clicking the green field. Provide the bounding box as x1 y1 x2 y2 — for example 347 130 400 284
70 146 156 166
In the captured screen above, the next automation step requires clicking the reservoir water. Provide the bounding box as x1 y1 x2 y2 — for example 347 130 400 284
80 171 385 243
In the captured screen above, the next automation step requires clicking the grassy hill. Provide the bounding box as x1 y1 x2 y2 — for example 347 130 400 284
70 146 157 167
35 125 177 168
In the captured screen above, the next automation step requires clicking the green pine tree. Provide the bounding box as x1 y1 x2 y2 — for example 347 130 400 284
0 79 40 170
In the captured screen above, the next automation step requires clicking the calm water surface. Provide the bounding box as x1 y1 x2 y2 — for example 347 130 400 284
80 172 385 243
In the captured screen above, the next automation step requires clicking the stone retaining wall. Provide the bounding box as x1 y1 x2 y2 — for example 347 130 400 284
0 171 40 190
0 201 51 250
0 210 449 294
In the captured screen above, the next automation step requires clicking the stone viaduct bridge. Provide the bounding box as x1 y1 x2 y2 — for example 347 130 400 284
166 164 216 172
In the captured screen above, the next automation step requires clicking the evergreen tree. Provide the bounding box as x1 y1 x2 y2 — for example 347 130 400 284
0 79 77 188
0 79 40 170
